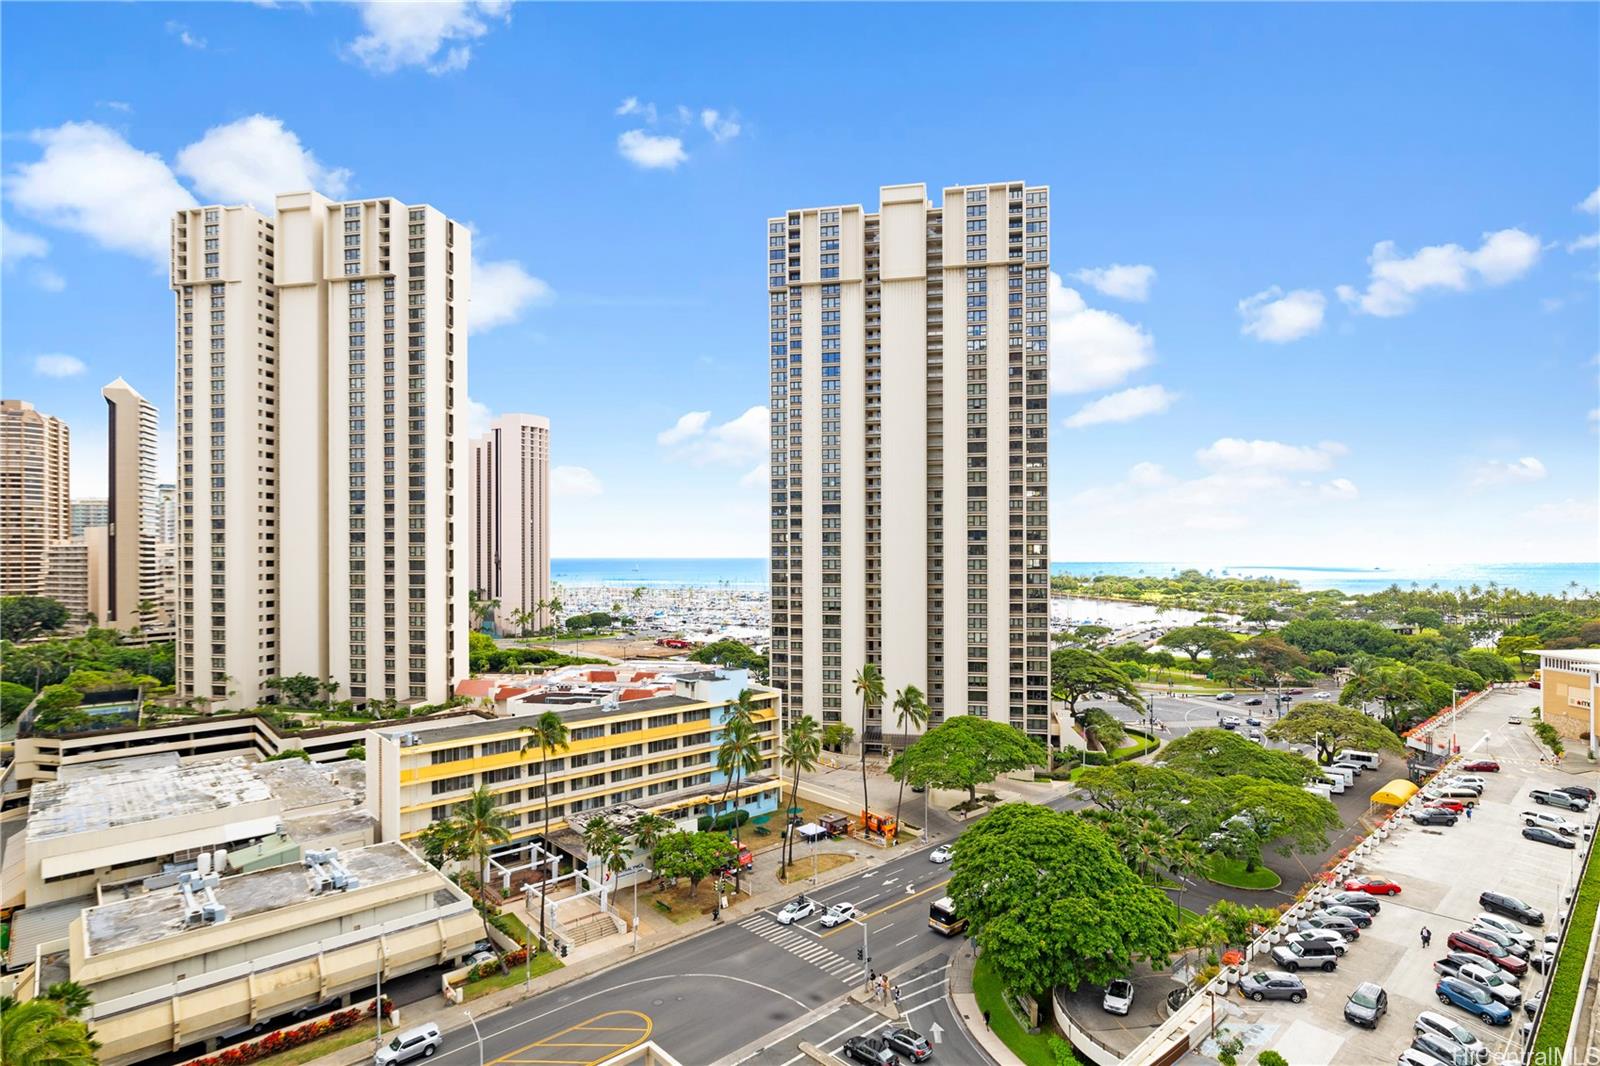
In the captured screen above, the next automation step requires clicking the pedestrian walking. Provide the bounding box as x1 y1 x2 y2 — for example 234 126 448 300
983 1009 991 1030
868 968 876 988
893 984 902 1007
1465 804 1473 819
1420 926 1431 948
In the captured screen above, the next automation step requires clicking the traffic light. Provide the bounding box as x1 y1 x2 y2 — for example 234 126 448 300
856 948 864 961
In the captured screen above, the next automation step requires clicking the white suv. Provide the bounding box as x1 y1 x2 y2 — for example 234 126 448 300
1522 810 1577 835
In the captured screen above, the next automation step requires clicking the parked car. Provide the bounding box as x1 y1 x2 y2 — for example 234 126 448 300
1522 825 1576 849
880 1028 932 1063
1102 978 1135 1015
1330 761 1367 779
1442 949 1523 986
374 1025 442 1066
1414 1010 1490 1063
1320 905 1374 927
1524 989 1544 1019
1454 961 1522 1008
1522 811 1578 835
1530 789 1590 811
1289 930 1348 955
819 902 860 928
1559 784 1598 803
928 844 953 864
1473 914 1537 949
1447 931 1528 976
1426 798 1472 814
1436 978 1513 1025
1271 938 1339 973
842 1037 899 1066
1327 892 1382 913
1344 875 1402 896
1480 891 1544 926
1461 760 1501 773
1449 774 1489 789
1466 924 1529 958
1343 982 1387 1028
1413 807 1459 826
1300 913 1361 940
1238 971 1307 1003
1426 784 1482 802
776 896 817 925
1398 1051 1445 1066
1412 1030 1479 1066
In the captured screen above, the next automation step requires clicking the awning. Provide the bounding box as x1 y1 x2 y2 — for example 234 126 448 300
796 822 826 842
1370 779 1418 806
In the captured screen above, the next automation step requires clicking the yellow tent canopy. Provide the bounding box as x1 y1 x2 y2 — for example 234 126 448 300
1371 779 1418 806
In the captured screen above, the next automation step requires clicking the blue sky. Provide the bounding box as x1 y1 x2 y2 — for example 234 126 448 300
3 2 1596 564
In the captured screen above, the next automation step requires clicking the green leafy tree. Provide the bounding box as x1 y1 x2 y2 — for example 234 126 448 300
1158 626 1235 666
1259 1052 1290 1066
1339 660 1442 734
889 716 1048 803
652 830 738 898
688 639 770 682
345 742 366 761
1211 779 1341 872
0 680 35 725
0 596 71 643
1533 721 1565 759
262 749 312 762
1265 701 1405 765
468 630 498 672
0 996 98 1066
948 804 1178 1004
780 715 822 868
1050 648 1145 730
521 710 571 950
1158 728 1318 785
1459 649 1514 683
417 820 469 869
821 722 854 753
264 673 323 708
852 663 886 816
1246 634 1308 686
1079 707 1127 753
890 684 930 829
447 786 512 944
1205 899 1280 949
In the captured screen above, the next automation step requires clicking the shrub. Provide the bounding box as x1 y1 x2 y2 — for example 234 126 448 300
696 809 750 833
1259 1053 1289 1066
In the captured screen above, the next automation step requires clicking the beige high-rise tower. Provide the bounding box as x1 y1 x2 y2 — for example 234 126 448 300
470 414 551 635
102 377 163 631
767 182 1051 747
0 399 71 598
171 193 469 710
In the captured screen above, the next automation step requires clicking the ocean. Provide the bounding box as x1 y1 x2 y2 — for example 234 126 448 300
552 558 1600 597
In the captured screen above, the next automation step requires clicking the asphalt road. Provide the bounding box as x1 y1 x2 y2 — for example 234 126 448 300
430 839 988 1066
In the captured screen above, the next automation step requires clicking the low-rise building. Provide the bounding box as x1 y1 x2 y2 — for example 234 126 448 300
1534 650 1598 757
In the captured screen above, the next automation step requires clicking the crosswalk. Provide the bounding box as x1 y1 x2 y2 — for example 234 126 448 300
738 914 864 984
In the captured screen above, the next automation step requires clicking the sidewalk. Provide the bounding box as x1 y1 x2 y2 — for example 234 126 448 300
948 940 1024 1066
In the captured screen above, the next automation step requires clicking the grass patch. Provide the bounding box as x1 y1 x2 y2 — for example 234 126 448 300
971 953 1056 1066
462 952 563 1000
776 851 854 883
1531 840 1600 1058
490 910 532 946
1202 855 1282 891
641 878 723 924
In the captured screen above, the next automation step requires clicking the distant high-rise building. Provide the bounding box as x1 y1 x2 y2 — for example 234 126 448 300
0 399 71 598
767 182 1052 747
470 414 551 635
171 193 468 709
71 497 109 539
157 483 177 544
44 536 106 627
103 377 163 631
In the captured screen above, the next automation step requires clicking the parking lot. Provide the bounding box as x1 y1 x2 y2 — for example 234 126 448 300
1218 688 1595 1066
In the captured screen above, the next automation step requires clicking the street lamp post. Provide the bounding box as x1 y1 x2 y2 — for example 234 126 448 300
845 914 872 994
631 865 640 952
463 1010 483 1066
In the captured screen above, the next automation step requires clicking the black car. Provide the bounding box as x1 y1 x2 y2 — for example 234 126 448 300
842 1037 899 1066
1238 971 1307 1002
1246 716 1263 727
1523 825 1577 849
1344 982 1388 1028
880 1028 932 1063
1244 697 1264 706
1480 892 1544 926
1327 892 1382 914
1320 905 1373 928
1301 913 1362 940
1413 807 1460 826
1559 784 1598 803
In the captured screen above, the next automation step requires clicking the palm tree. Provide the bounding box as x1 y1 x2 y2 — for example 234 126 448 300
628 812 674 869
520 710 571 952
0 997 97 1066
43 981 92 1018
448 786 511 946
533 597 549 632
851 663 886 824
1183 915 1226 976
890 685 929 831
780 715 822 870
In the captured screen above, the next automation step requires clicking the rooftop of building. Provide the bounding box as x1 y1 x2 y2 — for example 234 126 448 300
251 757 360 811
1538 649 1600 664
27 759 273 842
83 842 429 956
281 807 378 847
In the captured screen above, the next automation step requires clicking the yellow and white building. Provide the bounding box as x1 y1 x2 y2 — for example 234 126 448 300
1534 650 1598 758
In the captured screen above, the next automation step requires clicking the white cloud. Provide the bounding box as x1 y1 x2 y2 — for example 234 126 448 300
32 268 65 292
552 465 603 497
1049 272 1155 393
616 97 657 123
1069 263 1155 302
34 353 86 378
346 0 509 75
469 259 553 334
5 121 197 265
662 406 769 466
617 130 687 170
1320 478 1360 500
1580 187 1600 214
700 109 741 143
1063 384 1176 428
100 100 133 114
1196 438 1347 472
2 220 50 263
1470 456 1547 486
657 411 711 447
175 115 351 210
1238 286 1326 343
1336 228 1541 317
1568 232 1600 253
166 20 206 49
465 396 493 439
738 463 768 489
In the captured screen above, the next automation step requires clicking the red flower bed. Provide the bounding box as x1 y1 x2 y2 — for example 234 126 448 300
180 999 392 1066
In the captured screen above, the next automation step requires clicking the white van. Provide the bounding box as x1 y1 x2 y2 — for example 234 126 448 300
1323 765 1355 787
375 1024 441 1066
1330 760 1365 779
1335 749 1381 770
1304 782 1332 799
1318 772 1347 794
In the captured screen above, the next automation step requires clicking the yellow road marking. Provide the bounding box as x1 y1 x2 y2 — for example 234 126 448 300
488 1010 654 1066
818 878 950 937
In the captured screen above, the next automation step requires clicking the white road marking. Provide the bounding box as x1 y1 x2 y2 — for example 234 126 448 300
892 935 918 948
881 877 900 886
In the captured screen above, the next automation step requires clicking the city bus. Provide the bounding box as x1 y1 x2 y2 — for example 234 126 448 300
928 896 967 936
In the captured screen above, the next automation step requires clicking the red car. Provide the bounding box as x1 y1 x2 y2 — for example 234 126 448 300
1448 930 1528 975
1460 759 1500 772
1426 799 1469 814
1343 875 1403 896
